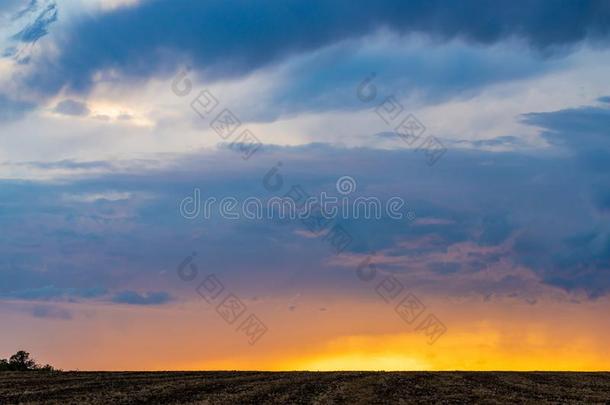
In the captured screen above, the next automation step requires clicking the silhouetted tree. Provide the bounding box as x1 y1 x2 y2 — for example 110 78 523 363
9 351 37 371
0 351 56 372
39 364 55 372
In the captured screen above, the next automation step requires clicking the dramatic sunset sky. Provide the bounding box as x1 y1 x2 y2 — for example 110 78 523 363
1 0 610 371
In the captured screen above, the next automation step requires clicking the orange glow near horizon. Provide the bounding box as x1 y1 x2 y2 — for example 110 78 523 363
1 294 609 372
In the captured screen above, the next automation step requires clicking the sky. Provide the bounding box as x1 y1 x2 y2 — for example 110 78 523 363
0 0 610 371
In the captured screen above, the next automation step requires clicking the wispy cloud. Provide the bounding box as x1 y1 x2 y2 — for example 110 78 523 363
111 290 173 306
31 304 72 320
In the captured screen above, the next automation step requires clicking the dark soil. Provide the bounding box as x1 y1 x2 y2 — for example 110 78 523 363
1 371 609 404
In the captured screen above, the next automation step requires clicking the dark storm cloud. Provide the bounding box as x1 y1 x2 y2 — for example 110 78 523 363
520 226 610 299
521 102 610 174
514 102 610 297
522 104 610 153
24 0 610 95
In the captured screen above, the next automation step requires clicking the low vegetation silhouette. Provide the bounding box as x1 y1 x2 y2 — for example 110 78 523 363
0 351 55 372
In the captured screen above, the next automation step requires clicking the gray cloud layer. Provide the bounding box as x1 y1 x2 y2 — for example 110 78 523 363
1 99 609 299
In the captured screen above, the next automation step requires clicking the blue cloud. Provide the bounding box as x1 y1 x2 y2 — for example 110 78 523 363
10 1 57 44
111 290 172 306
2 285 107 301
21 0 610 97
522 104 610 153
246 38 555 121
522 102 610 179
594 189 610 213
479 213 512 246
513 102 610 296
1 99 610 298
31 304 72 320
0 93 34 122
598 96 610 104
53 99 90 116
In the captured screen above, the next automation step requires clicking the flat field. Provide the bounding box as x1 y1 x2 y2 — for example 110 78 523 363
1 371 609 404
